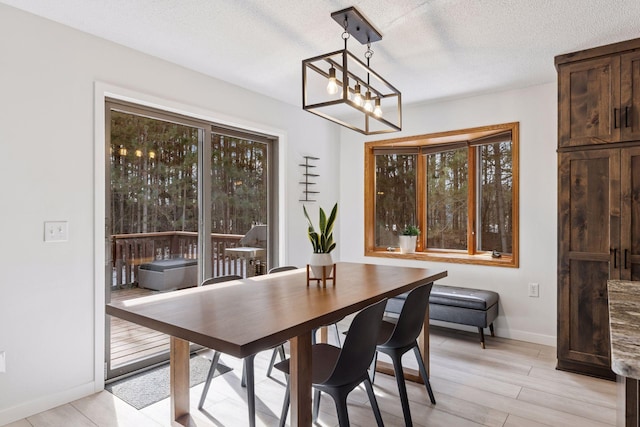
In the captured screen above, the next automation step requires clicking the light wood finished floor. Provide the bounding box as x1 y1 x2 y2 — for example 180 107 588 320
5 326 616 427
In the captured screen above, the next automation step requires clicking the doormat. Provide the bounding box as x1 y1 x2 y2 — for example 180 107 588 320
105 356 232 409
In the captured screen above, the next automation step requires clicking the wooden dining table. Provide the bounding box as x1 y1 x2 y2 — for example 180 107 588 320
106 262 447 426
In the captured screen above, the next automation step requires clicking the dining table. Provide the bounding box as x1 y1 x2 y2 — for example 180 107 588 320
106 261 447 426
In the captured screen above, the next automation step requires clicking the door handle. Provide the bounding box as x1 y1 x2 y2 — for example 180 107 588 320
614 108 619 129
625 249 629 270
612 248 617 268
625 106 631 128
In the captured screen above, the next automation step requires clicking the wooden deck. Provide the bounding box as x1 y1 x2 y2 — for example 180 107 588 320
109 286 169 369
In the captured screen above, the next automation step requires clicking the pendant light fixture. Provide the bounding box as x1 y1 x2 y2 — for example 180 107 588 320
302 7 402 135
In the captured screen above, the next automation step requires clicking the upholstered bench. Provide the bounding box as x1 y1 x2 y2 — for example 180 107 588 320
386 284 499 348
138 258 198 291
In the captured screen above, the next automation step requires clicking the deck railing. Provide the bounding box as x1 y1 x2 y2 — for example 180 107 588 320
111 231 263 287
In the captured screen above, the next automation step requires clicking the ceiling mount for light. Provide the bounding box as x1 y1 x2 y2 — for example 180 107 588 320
302 6 402 135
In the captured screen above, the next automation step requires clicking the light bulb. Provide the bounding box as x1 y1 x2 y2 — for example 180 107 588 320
353 83 363 106
373 98 382 117
326 67 339 95
364 91 373 112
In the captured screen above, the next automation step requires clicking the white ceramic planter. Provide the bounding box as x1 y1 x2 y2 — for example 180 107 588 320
309 253 334 278
398 235 417 254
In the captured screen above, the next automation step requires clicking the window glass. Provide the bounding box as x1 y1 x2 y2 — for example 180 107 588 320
478 141 513 254
211 134 268 236
426 148 468 250
375 154 417 247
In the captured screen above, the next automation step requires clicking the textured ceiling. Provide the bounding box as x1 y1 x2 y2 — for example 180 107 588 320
3 0 640 106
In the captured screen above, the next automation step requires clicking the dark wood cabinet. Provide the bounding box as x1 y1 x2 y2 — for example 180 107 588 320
558 149 618 378
557 41 640 148
620 146 640 281
558 146 640 379
557 39 640 379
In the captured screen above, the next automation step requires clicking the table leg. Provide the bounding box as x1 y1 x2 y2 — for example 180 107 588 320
319 326 328 343
170 337 190 423
290 331 313 427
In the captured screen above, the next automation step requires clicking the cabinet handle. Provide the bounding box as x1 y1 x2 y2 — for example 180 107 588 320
625 106 631 128
612 248 618 268
625 249 629 269
614 108 619 129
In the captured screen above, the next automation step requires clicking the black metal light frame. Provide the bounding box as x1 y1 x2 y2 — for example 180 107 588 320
302 7 402 135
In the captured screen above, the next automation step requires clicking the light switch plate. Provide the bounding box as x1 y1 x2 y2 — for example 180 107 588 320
44 221 68 242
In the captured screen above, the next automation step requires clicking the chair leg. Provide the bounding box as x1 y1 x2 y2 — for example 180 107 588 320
478 327 486 349
279 377 290 427
368 351 378 383
243 355 256 427
266 345 285 379
199 351 221 409
390 351 413 427
364 377 384 427
332 391 350 427
489 323 495 337
413 346 436 404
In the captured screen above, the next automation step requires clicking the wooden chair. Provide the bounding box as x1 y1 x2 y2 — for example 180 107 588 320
274 299 387 427
372 283 436 427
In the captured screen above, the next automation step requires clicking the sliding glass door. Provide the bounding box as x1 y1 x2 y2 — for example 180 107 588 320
105 100 276 379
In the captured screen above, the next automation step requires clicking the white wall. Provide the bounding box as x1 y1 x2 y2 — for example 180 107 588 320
0 4 340 424
339 83 558 346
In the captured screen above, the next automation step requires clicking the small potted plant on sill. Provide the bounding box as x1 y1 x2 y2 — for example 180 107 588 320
303 202 337 278
398 225 419 254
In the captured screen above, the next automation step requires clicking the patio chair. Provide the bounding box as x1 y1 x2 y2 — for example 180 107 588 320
273 299 387 427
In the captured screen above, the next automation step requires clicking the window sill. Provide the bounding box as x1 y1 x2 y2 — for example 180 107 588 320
365 249 518 268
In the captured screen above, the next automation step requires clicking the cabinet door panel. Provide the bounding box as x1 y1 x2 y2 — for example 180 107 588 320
621 51 640 140
621 147 640 279
558 149 620 374
568 260 611 365
559 56 620 147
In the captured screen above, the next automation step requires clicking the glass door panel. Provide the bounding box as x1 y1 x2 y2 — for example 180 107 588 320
106 107 201 379
210 132 269 278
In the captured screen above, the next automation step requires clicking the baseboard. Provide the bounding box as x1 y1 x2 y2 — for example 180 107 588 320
0 381 95 426
429 320 557 347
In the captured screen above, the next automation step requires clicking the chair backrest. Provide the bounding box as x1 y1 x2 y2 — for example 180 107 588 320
201 275 242 286
268 266 298 274
383 283 433 349
324 299 386 387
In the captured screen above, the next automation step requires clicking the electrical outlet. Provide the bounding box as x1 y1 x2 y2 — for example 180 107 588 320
0 351 5 373
528 283 540 298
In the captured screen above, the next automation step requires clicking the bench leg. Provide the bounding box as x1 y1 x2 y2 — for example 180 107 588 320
478 327 486 349
489 323 495 337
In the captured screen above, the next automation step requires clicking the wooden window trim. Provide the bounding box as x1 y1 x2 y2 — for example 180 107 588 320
364 122 519 268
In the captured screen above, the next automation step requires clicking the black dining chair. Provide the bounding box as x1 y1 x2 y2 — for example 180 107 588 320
274 299 387 427
371 283 436 427
198 274 260 427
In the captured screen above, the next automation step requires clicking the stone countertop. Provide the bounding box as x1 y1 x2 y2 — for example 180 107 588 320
608 280 640 380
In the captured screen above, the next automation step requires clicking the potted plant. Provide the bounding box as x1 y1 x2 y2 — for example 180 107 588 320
398 225 419 254
303 202 337 277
